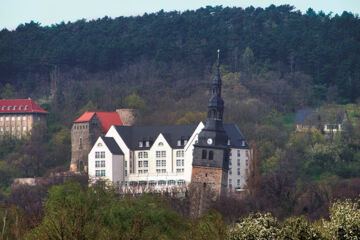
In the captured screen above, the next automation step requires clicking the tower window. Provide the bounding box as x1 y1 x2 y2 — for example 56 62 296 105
208 151 214 160
79 137 83 149
202 150 207 159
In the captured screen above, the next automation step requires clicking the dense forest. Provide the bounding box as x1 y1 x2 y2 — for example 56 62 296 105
1 5 360 238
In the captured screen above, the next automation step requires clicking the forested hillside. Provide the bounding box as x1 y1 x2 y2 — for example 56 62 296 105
1 5 360 234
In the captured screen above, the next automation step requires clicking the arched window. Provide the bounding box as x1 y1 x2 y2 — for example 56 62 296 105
209 151 214 160
158 142 164 146
202 150 207 159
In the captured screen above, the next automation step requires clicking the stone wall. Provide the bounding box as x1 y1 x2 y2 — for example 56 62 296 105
116 109 138 126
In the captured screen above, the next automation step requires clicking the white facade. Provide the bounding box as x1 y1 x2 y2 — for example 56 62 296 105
88 122 250 191
88 137 124 183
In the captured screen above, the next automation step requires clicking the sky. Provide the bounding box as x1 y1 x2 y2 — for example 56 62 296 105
1 0 359 30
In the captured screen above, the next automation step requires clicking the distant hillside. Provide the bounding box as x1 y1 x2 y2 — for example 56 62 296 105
0 5 359 103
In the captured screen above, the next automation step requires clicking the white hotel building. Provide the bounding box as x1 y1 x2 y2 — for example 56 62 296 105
88 122 250 191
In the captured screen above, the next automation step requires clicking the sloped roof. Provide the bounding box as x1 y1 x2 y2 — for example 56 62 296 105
295 109 314 124
101 137 123 155
113 123 248 150
0 99 49 114
74 111 123 133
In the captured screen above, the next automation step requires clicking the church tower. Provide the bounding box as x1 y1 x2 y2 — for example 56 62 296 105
191 50 229 199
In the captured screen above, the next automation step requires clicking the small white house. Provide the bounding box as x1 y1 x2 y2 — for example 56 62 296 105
88 122 250 191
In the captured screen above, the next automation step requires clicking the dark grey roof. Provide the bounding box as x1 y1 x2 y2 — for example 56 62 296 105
101 137 123 155
224 124 249 149
295 109 314 124
113 123 249 150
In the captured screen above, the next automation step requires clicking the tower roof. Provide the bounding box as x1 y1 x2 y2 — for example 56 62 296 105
74 111 123 133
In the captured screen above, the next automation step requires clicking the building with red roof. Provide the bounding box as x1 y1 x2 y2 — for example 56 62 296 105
70 109 136 173
0 98 49 137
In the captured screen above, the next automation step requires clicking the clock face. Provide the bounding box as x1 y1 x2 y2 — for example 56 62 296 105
207 138 213 145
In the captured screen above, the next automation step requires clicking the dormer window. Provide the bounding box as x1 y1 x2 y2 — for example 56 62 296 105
13 106 16 110
139 141 143 147
7 106 11 110
19 106 22 110
242 141 245 147
24 105 28 110
145 141 149 147
184 140 188 145
177 140 181 146
1 106 4 110
227 139 231 145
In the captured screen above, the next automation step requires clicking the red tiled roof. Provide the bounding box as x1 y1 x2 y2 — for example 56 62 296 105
73 111 123 133
0 99 49 114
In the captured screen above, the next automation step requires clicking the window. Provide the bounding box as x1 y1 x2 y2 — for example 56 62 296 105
97 143 103 147
125 161 127 168
144 152 148 158
24 105 28 110
177 180 185 185
208 151 214 160
168 180 176 185
229 179 232 185
237 159 240 166
17 126 20 131
101 170 106 176
158 180 166 186
158 142 164 146
229 169 232 175
23 116 26 120
176 159 184 166
1 106 4 110
156 169 161 173
5 117 9 121
156 160 161 167
23 126 26 131
95 161 100 168
161 151 166 158
0 127 2 131
246 159 248 166
17 116 20 120
100 152 105 158
227 139 231 145
138 170 143 174
176 150 184 158
184 140 188 145
242 141 246 147
138 161 143 167
143 161 148 167
145 141 149 147
79 138 83 149
95 152 100 158
237 179 241 186
6 127 9 131
237 150 240 157
95 170 100 176
177 140 181 146
139 141 143 147
176 168 184 173
229 160 232 166
101 161 105 167
144 170 148 174
7 106 11 110
246 150 249 157
13 106 16 110
161 169 166 173
161 160 166 167
125 170 127 176
202 150 207 159
156 151 161 158
237 168 240 175
138 152 143 159
19 106 22 110
11 117 15 121
12 127 15 131
0 117 2 121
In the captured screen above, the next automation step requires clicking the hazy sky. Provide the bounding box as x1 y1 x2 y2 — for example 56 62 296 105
1 0 359 30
